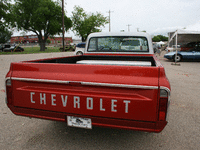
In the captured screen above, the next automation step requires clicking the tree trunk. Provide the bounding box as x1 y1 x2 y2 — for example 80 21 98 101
39 41 46 51
81 36 86 42
37 33 47 51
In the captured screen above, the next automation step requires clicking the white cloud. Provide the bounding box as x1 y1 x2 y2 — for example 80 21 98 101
186 21 200 31
12 0 200 38
150 26 184 36
150 20 200 36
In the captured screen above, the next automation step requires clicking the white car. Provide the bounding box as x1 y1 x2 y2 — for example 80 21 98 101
120 38 141 51
74 42 86 55
166 45 181 53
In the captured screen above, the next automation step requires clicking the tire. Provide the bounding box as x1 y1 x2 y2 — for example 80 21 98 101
173 54 182 62
76 51 83 55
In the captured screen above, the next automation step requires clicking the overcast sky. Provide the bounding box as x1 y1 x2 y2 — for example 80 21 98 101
13 0 200 38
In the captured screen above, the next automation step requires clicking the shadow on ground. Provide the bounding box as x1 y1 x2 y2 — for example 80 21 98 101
23 121 156 150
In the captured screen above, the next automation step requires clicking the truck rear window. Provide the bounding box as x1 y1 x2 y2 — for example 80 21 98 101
88 36 149 53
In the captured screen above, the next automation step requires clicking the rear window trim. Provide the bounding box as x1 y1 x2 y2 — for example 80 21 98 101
87 36 149 53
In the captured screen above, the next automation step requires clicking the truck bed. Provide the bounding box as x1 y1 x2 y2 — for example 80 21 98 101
6 54 169 132
31 55 157 66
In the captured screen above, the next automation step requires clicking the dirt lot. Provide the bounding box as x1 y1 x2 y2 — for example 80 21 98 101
0 52 200 150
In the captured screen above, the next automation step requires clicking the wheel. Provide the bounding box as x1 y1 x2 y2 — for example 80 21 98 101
173 54 182 62
76 51 83 55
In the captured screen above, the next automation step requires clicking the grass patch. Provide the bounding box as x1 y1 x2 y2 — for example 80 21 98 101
0 46 67 55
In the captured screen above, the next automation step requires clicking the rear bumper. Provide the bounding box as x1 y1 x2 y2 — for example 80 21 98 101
8 105 167 133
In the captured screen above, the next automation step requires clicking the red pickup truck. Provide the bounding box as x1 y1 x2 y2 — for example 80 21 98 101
5 32 171 133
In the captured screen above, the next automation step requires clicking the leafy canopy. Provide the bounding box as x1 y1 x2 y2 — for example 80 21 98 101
0 0 12 44
152 35 168 42
11 0 72 51
71 6 108 42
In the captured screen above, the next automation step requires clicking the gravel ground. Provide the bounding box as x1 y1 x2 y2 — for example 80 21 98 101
0 51 200 150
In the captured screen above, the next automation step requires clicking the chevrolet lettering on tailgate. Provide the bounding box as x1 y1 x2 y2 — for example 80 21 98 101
30 92 131 113
5 32 171 133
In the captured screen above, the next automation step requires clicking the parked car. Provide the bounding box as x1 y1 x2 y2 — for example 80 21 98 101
3 46 24 52
0 45 3 52
164 47 200 62
165 45 181 53
59 44 75 51
180 41 200 51
119 38 146 51
74 42 86 55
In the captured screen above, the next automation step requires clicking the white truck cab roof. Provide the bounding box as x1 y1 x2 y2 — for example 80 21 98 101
84 32 154 54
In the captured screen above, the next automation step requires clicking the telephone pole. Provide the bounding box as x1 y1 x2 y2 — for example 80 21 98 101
127 24 132 32
107 10 113 32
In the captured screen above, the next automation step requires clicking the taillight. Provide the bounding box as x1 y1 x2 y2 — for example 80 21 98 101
6 79 11 86
158 89 169 121
5 79 12 104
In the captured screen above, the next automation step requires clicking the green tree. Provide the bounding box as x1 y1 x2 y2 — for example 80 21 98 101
46 39 51 44
0 28 12 44
152 36 161 42
152 35 168 42
157 35 168 41
0 0 12 44
71 6 108 42
11 0 72 51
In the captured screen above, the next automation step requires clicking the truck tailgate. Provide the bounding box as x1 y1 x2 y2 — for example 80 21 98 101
10 62 159 122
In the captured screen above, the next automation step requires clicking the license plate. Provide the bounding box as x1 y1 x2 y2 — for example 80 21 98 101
67 116 92 129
